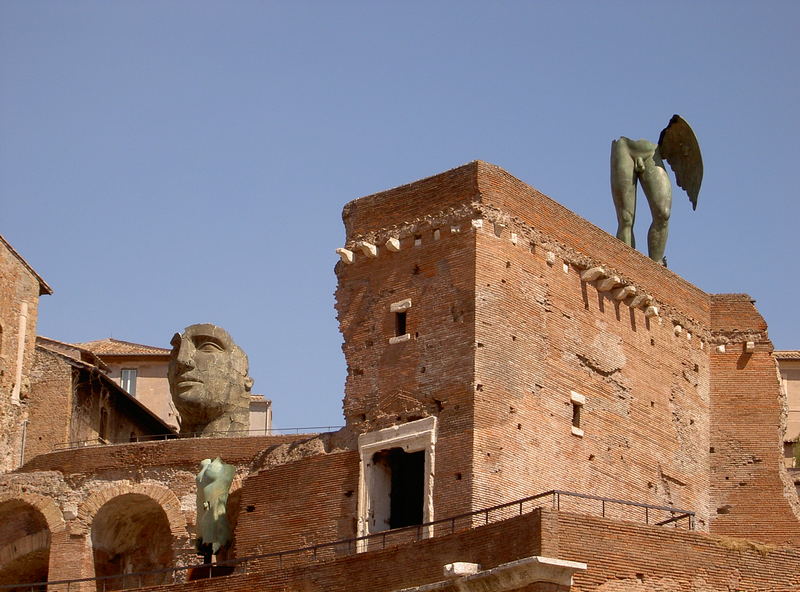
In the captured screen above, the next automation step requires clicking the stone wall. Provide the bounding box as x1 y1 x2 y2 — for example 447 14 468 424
0 432 325 585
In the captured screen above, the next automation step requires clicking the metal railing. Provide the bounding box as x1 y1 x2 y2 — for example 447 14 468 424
51 427 344 451
0 489 694 591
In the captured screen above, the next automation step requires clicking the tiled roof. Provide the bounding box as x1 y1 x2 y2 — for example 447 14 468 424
0 234 53 295
73 338 171 356
774 351 800 360
37 336 109 371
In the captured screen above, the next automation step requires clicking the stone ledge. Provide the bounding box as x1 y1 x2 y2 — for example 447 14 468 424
394 555 587 591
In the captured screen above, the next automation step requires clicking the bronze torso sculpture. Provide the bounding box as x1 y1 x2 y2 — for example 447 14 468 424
610 115 703 263
168 323 254 436
195 457 235 563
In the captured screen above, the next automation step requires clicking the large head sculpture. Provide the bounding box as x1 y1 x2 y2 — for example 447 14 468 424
168 323 254 436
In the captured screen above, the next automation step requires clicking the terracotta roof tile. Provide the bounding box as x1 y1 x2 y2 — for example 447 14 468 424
73 338 171 356
774 350 800 360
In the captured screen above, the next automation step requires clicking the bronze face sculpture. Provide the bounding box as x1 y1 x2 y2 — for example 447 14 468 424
168 323 253 436
610 115 703 263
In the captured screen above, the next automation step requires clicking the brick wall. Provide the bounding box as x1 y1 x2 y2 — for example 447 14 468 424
19 433 314 474
472 224 711 522
554 510 800 591
473 162 711 326
708 294 800 544
235 450 360 557
0 240 44 473
24 348 74 463
336 218 478 519
85 508 800 592
123 511 544 592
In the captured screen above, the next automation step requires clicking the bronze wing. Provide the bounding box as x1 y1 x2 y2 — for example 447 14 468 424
658 114 703 210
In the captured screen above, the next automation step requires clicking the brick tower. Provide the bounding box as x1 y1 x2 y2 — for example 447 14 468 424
335 161 800 542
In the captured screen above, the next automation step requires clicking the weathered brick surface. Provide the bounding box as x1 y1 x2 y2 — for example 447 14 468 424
122 511 544 592
82 509 800 592
19 433 311 474
707 294 800 544
554 510 800 591
472 225 711 521
23 348 73 464
336 219 478 519
0 239 45 473
235 450 360 557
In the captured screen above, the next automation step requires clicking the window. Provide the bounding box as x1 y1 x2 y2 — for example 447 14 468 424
389 299 412 344
120 368 138 397
570 391 585 437
395 312 407 336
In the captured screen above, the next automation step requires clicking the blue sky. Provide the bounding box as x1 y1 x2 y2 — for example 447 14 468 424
2 2 798 428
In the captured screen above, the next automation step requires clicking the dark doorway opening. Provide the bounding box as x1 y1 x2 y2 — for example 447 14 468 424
372 447 424 529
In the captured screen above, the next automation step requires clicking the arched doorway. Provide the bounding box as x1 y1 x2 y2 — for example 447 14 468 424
91 493 173 590
0 500 50 591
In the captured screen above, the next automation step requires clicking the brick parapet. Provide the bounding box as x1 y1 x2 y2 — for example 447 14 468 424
340 161 712 334
59 509 800 592
17 433 319 475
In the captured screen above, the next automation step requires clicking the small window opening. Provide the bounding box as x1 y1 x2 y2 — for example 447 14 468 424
120 368 138 397
572 403 581 428
570 391 585 437
395 312 407 336
372 448 425 530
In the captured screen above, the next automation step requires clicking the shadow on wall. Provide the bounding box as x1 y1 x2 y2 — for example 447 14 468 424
91 494 173 590
0 500 50 588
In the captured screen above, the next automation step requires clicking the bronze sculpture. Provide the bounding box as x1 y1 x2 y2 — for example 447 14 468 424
610 115 703 263
195 457 235 563
168 323 253 436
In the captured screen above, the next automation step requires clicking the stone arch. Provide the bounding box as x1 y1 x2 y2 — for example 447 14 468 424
76 482 186 538
0 495 61 587
0 493 65 534
79 483 187 590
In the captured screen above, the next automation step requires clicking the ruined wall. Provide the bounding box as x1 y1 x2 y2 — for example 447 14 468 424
0 242 44 472
336 161 800 540
0 432 321 585
554 511 800 592
471 217 711 524
24 347 74 463
708 294 800 545
18 433 310 474
115 511 545 592
235 449 359 557
337 169 480 520
65 507 800 592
